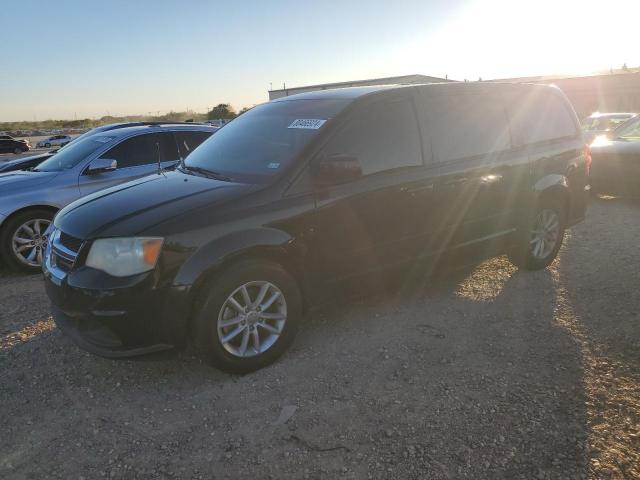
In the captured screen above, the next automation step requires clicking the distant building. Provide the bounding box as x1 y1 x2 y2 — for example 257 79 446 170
268 74 451 100
491 72 640 118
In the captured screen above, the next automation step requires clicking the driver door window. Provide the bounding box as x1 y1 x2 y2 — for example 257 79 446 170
323 98 423 175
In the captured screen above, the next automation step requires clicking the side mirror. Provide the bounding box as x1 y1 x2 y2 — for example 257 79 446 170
85 158 117 175
313 154 362 186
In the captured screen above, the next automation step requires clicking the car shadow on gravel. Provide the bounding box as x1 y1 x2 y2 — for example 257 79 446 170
1 253 591 479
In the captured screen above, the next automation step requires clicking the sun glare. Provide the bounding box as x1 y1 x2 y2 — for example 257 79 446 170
388 0 640 81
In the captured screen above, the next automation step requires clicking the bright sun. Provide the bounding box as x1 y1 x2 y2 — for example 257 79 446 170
388 0 639 80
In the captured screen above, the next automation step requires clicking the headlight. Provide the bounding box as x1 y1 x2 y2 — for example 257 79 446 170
85 237 163 277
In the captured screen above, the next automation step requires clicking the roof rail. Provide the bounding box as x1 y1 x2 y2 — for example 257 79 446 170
143 121 210 126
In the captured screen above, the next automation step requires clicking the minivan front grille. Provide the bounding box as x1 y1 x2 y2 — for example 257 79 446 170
52 251 75 273
59 232 83 253
49 229 82 274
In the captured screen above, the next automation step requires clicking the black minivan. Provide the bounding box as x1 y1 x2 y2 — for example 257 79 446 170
43 82 588 373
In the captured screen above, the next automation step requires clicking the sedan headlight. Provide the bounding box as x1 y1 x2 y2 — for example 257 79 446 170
85 237 163 277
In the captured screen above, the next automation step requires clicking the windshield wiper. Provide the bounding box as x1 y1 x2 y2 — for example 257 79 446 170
180 165 233 182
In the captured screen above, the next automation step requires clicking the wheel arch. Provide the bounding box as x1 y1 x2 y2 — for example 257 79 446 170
533 174 571 214
0 204 59 231
173 227 311 337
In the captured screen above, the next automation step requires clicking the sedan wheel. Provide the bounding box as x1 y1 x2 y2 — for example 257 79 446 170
11 218 51 268
13 147 22 154
217 280 287 358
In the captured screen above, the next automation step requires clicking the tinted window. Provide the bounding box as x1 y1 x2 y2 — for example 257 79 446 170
35 136 114 172
616 117 640 139
101 132 179 168
322 98 422 175
423 93 510 162
175 130 213 158
508 89 577 145
585 115 633 132
185 99 349 183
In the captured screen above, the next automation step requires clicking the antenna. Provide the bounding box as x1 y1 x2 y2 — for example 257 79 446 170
156 142 166 177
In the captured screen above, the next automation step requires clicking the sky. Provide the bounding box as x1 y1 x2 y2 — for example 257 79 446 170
1 0 639 122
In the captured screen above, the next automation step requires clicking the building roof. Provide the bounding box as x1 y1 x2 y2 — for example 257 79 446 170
488 71 640 84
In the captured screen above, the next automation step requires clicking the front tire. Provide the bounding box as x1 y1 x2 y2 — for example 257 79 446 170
44 143 51 148
509 197 566 271
13 147 22 155
194 259 302 374
0 210 54 273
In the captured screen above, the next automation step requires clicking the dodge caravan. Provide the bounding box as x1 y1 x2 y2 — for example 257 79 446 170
43 83 588 373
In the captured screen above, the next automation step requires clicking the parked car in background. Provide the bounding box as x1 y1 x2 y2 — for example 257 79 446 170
43 82 588 373
0 153 54 173
205 119 229 128
582 112 636 143
0 124 216 272
36 135 72 148
590 115 640 196
0 135 30 154
0 122 209 173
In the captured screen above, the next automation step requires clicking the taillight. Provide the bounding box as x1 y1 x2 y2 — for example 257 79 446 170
583 144 592 175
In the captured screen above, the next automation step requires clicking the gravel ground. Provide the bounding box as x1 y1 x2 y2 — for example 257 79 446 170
1 197 638 480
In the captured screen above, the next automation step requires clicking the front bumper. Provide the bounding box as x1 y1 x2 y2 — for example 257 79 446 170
51 304 173 358
43 259 191 358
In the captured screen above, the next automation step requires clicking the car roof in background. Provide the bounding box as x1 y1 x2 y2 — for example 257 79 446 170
86 123 218 139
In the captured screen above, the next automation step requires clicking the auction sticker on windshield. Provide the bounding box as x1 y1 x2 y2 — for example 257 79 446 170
288 119 327 129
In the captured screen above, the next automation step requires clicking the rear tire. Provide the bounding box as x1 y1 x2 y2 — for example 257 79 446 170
44 143 51 148
0 209 54 273
509 196 566 271
193 259 302 374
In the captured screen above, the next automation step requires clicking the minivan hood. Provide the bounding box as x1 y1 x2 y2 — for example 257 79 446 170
55 171 257 239
0 170 58 194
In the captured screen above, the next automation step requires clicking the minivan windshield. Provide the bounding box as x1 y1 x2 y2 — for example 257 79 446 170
183 99 349 183
34 136 113 172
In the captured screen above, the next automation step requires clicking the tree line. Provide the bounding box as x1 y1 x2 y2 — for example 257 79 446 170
0 103 253 133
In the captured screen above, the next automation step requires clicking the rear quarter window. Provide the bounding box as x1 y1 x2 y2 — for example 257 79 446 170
175 130 213 158
508 89 578 145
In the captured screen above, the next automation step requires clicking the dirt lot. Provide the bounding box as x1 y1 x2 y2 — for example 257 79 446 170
1 197 638 480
